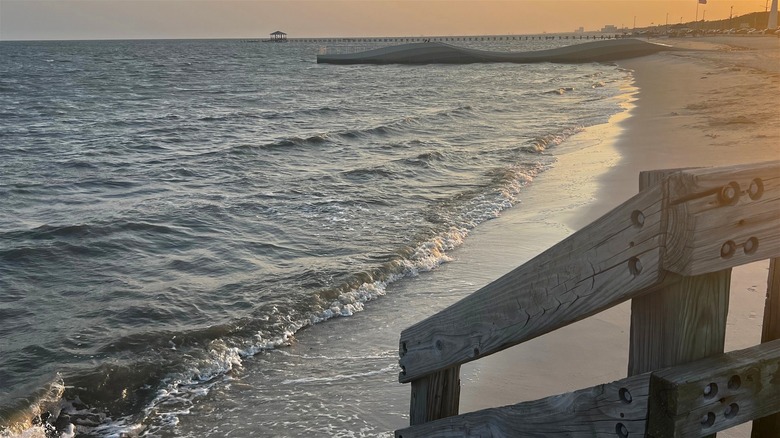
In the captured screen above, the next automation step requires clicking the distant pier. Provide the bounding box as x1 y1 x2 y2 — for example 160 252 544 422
243 34 626 44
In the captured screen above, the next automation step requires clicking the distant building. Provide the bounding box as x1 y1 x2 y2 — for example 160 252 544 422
601 25 619 32
268 31 288 42
575 27 585 33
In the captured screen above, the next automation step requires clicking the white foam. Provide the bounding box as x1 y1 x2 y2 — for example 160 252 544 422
279 365 397 385
0 377 66 438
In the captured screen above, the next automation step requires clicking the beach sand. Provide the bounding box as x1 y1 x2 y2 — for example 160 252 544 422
173 36 778 437
458 36 779 437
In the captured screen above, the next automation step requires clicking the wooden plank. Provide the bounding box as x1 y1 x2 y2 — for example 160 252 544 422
760 258 780 344
398 340 780 437
399 183 666 382
629 169 731 383
409 366 460 425
629 271 731 375
647 339 780 438
396 374 651 438
751 257 780 437
664 161 780 276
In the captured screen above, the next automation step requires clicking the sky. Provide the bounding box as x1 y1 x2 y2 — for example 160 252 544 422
0 0 772 40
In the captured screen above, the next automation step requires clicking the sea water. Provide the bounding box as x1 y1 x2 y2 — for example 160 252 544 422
0 38 631 436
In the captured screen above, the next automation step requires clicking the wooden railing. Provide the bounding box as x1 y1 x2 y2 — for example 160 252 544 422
396 161 780 437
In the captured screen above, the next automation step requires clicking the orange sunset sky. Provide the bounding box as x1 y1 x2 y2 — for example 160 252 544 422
0 0 773 40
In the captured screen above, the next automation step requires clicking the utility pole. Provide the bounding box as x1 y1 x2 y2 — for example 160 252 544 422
730 5 734 31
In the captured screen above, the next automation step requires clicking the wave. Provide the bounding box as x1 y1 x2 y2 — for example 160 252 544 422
0 221 190 266
2 221 184 242
3 161 546 436
341 167 397 181
436 105 473 117
517 126 585 154
544 86 574 95
402 150 446 168
203 106 470 159
58 160 100 170
228 133 332 154
261 106 344 120
336 107 474 142
197 111 265 122
338 124 393 139
334 106 474 136
338 115 423 140
0 377 65 437
0 154 546 435
0 242 105 262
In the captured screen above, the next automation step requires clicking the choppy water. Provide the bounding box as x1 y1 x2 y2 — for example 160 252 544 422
0 38 630 436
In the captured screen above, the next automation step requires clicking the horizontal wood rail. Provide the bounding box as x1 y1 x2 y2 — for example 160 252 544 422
397 161 780 434
400 161 779 383
648 339 780 437
396 340 780 437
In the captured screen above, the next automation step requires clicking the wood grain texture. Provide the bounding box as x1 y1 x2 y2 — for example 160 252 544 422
760 258 780 344
647 339 780 438
396 374 651 438
409 365 460 425
751 257 780 437
399 184 666 382
664 161 780 276
629 271 731 376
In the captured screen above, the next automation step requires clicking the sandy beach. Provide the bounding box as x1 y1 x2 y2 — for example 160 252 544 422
457 36 779 436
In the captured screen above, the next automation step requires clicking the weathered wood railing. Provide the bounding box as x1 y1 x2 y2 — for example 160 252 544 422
396 161 780 437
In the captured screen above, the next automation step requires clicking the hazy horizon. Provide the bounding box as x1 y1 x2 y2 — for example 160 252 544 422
0 0 772 41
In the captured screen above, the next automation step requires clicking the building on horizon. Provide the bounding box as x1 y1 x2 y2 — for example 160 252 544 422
268 31 288 42
601 25 619 33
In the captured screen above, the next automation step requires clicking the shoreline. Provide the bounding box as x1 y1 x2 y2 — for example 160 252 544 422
459 36 778 436
136 36 778 438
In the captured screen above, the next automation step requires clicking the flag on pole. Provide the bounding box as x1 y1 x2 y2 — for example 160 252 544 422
699 0 707 4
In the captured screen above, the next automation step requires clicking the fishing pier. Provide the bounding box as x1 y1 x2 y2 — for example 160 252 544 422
291 34 624 44
396 161 780 437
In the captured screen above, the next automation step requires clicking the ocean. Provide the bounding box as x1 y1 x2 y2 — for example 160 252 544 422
0 38 632 437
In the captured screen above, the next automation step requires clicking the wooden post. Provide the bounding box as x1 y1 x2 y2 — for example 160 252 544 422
629 170 732 437
628 271 730 375
629 169 732 375
751 257 780 437
409 366 460 425
647 339 780 438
